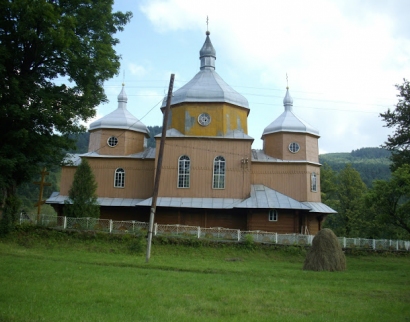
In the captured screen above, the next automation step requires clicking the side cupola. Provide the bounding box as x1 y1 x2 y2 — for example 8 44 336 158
262 87 320 162
161 31 250 137
88 85 149 156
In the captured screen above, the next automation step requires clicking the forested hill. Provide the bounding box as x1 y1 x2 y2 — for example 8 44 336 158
319 147 391 187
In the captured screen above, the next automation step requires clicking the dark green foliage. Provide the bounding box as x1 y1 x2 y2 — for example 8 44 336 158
365 164 410 238
0 196 21 236
67 132 90 154
323 164 367 237
147 126 162 148
319 148 391 187
17 167 60 215
380 79 410 170
64 159 100 218
0 0 132 209
4 225 145 254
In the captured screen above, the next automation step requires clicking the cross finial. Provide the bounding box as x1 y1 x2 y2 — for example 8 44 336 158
122 70 125 86
206 16 209 31
286 73 289 89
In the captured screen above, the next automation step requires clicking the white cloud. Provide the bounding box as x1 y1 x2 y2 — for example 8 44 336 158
129 63 147 77
137 0 410 152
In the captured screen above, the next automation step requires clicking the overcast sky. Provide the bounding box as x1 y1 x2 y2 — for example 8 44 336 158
92 0 410 154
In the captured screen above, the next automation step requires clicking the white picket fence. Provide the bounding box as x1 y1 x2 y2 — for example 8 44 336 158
19 213 410 251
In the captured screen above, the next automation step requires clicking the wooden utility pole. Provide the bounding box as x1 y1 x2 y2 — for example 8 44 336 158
33 167 51 223
146 73 175 263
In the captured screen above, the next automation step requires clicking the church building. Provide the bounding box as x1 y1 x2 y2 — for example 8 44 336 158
47 31 336 235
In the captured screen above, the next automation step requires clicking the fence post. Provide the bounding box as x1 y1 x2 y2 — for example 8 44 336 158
343 237 346 248
109 220 113 233
275 233 278 244
63 216 67 230
373 239 376 250
396 240 399 251
237 230 240 242
197 226 200 239
154 223 157 236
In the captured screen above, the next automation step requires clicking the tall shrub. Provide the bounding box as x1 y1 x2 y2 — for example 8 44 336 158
64 159 100 218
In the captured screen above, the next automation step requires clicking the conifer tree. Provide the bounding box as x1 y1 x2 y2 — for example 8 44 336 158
381 79 410 170
64 159 99 218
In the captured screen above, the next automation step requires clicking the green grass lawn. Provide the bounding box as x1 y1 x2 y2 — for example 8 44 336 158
0 227 409 322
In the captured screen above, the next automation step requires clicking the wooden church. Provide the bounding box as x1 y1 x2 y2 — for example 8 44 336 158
47 31 336 235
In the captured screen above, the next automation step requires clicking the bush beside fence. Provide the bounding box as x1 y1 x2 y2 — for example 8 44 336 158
19 213 410 251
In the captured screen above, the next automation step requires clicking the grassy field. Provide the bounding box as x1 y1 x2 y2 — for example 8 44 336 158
0 227 409 322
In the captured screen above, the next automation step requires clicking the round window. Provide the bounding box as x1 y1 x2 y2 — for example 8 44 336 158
107 136 118 147
289 142 300 153
198 113 211 126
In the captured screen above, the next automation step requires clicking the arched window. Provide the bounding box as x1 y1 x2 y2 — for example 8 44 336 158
114 168 125 188
178 155 190 188
213 156 225 189
269 210 278 222
311 172 317 192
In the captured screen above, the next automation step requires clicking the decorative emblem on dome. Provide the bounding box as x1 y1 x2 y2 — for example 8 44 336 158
198 113 211 126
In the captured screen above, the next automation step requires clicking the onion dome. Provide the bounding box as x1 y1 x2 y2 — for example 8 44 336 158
262 88 319 137
89 85 149 135
161 31 249 109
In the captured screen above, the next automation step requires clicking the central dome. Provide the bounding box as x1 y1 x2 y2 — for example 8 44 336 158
162 32 249 109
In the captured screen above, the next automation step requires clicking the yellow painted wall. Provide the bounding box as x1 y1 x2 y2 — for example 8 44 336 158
169 102 249 136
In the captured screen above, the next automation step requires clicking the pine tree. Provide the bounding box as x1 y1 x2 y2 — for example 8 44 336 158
64 159 99 218
380 79 410 170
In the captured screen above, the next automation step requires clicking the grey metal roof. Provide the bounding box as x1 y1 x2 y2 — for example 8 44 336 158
262 88 319 137
85 148 156 159
89 86 149 135
47 190 337 214
137 197 242 209
46 192 144 207
251 149 281 162
62 154 82 166
156 128 254 140
69 148 156 162
161 32 249 109
251 149 321 165
235 185 311 210
302 201 338 214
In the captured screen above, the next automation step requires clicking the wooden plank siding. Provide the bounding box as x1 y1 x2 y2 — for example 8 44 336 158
88 129 147 156
59 158 155 199
156 138 252 199
250 162 321 202
100 206 150 222
247 210 298 233
263 132 319 163
150 207 248 230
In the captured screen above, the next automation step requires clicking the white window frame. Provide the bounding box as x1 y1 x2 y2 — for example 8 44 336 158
178 155 190 188
311 172 317 192
213 156 225 189
107 136 118 147
289 142 300 153
114 168 125 188
268 209 278 222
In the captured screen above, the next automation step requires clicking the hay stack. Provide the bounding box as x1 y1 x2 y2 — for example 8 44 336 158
303 228 346 271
